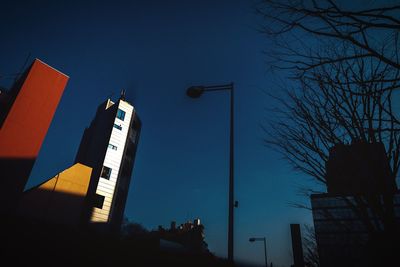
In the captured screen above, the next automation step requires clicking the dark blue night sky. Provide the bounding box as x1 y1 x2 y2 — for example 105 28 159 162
0 1 317 266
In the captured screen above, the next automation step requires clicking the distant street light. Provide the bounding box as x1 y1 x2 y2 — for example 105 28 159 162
186 82 235 265
249 237 268 267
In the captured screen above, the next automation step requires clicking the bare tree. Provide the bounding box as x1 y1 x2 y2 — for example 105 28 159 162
258 1 400 265
264 48 400 266
265 53 400 186
257 0 400 78
303 225 320 267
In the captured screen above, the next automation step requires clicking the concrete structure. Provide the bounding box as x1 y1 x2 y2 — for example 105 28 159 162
325 142 395 195
311 142 399 267
0 59 68 214
18 163 92 227
75 95 141 231
311 192 400 267
290 224 305 267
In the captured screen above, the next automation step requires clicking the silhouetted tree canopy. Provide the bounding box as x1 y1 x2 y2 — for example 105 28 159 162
121 216 149 237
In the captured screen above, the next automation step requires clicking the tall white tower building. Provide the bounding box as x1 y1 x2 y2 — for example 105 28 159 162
75 94 141 231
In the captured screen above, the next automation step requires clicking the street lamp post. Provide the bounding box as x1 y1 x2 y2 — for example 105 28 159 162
249 237 268 267
186 83 235 265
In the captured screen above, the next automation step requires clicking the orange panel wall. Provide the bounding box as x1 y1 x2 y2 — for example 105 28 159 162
0 59 68 213
0 59 68 157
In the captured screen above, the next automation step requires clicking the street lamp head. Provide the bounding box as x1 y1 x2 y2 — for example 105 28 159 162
249 238 256 242
186 86 205 98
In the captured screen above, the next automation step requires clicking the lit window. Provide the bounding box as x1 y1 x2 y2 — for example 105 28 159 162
117 109 125 121
108 144 117 150
101 166 112 179
113 124 122 130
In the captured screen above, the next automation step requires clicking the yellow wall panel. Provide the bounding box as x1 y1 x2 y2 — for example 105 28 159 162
18 163 92 227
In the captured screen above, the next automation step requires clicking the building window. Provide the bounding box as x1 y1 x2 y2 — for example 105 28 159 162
100 166 112 179
117 109 125 121
93 194 105 209
108 144 117 150
113 124 122 130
